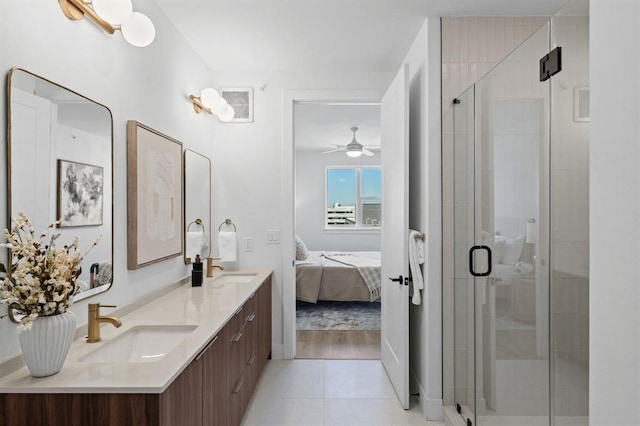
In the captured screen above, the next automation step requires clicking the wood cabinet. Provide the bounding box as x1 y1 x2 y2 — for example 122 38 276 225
0 275 272 426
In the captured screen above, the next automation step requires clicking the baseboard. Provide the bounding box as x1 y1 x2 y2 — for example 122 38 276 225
410 368 443 421
271 343 284 360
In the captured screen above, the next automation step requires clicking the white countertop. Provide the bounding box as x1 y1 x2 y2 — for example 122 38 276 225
0 269 272 394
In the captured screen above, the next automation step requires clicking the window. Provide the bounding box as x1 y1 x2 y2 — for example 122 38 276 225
326 167 381 228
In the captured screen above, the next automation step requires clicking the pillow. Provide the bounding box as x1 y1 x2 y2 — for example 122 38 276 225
501 234 525 265
493 236 508 264
295 235 309 261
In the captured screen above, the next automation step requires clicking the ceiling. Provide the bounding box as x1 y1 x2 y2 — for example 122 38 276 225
154 0 570 153
294 103 380 151
154 0 570 73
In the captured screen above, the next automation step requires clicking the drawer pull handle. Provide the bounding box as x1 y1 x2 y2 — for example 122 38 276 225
232 379 244 394
246 313 256 322
248 354 256 365
232 332 243 342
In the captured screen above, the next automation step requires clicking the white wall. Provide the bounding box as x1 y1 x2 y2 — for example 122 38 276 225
590 1 640 424
295 150 380 251
0 0 219 360
404 17 443 421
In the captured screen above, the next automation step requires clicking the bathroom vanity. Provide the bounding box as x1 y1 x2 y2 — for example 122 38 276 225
0 270 272 426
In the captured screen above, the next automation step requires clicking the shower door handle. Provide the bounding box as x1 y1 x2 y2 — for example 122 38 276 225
469 245 492 277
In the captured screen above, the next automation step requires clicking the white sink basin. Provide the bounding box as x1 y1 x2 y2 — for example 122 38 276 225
218 273 257 283
79 325 197 363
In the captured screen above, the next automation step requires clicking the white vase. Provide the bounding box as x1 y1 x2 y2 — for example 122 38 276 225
18 311 77 377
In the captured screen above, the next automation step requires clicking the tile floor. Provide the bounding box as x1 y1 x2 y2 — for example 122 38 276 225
242 359 445 426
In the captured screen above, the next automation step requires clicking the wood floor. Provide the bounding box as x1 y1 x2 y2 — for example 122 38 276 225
296 330 381 360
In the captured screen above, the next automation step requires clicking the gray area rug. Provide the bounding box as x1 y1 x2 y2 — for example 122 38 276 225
296 301 381 331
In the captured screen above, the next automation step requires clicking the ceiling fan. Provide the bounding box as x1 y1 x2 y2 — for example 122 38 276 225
321 126 377 157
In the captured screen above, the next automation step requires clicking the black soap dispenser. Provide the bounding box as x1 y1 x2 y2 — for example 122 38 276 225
192 254 203 287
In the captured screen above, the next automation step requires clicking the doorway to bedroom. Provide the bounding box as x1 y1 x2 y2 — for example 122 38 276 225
293 101 382 360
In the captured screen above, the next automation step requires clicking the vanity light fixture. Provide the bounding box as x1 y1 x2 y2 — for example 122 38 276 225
189 88 236 122
58 0 156 47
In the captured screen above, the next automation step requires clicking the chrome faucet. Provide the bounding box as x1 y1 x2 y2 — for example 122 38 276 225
206 257 224 277
87 303 122 343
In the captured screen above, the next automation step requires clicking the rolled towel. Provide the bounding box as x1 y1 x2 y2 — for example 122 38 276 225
186 231 204 261
218 231 237 262
409 229 425 305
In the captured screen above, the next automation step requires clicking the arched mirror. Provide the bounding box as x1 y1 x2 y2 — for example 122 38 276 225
184 149 211 264
7 68 113 300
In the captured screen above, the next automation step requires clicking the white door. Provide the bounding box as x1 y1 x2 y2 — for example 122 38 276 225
380 63 410 410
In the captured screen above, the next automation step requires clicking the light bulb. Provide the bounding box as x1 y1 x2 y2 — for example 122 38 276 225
92 0 133 24
346 150 362 158
200 88 221 109
219 105 235 122
121 12 155 47
211 97 228 115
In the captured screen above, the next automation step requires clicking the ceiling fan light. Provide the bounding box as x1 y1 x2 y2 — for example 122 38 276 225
346 148 362 158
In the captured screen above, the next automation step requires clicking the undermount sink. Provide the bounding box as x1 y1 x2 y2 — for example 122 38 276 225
79 325 197 363
217 273 257 283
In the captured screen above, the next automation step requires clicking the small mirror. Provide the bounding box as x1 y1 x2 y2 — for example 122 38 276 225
7 68 113 300
184 149 211 264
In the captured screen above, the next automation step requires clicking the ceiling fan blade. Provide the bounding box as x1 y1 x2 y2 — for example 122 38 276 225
321 147 345 154
362 148 375 156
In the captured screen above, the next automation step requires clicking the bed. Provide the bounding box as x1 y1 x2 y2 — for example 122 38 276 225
296 251 381 303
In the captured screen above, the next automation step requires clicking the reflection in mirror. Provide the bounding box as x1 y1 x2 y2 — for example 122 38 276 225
7 68 113 301
184 149 211 264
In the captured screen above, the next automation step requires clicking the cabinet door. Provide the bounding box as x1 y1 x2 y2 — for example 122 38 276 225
227 307 246 397
202 332 227 426
227 372 245 426
160 355 203 426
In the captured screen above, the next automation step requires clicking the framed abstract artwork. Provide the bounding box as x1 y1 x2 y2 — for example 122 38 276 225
126 121 183 270
56 159 104 227
220 87 254 123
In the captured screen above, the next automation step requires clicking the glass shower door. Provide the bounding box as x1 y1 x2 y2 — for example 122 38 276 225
452 86 476 424
473 21 551 425
453 21 553 426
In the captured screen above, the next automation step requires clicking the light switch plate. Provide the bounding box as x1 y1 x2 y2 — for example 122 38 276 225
266 229 280 244
243 237 254 252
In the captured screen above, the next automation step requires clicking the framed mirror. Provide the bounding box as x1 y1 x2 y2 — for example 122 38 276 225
7 68 114 301
184 149 211 264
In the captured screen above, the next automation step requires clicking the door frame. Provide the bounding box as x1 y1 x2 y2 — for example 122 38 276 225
281 90 383 359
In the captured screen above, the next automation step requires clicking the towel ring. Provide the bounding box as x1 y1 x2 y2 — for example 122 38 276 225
187 218 205 233
218 218 237 232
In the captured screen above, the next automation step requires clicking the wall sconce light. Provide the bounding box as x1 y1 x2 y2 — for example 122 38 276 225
58 0 156 47
189 88 235 122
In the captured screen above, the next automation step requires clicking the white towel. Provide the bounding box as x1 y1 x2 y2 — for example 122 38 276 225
409 229 425 305
218 231 237 262
186 231 204 261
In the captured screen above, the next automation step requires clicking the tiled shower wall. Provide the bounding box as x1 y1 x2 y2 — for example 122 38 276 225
441 16 549 406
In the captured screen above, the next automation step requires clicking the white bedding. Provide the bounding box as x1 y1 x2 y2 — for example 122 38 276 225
296 251 381 303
